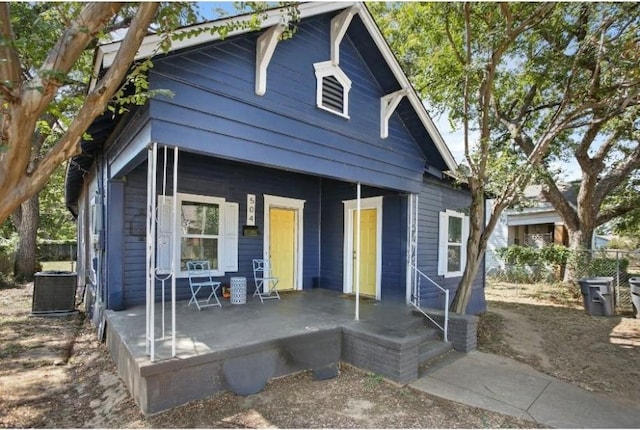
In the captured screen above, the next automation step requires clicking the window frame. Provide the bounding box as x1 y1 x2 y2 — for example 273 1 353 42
438 209 469 278
177 192 225 277
313 61 351 119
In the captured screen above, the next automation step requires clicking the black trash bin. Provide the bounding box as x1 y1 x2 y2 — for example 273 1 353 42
629 277 640 319
578 277 614 316
32 271 78 316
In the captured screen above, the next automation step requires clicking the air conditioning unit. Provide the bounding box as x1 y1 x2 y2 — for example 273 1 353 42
32 271 78 316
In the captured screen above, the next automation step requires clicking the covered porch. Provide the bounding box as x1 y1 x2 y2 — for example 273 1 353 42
105 288 450 414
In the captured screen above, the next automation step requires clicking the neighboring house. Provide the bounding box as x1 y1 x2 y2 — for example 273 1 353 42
65 2 484 413
486 185 569 272
486 183 607 271
593 235 611 249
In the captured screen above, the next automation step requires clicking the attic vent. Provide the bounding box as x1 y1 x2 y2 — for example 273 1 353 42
322 75 344 112
313 61 351 118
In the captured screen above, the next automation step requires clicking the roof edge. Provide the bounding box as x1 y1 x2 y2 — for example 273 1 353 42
95 2 354 70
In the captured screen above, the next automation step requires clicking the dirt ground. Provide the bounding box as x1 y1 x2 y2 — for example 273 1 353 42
1 280 638 428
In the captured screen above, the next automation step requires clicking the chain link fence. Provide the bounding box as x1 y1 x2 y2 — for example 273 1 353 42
486 248 640 311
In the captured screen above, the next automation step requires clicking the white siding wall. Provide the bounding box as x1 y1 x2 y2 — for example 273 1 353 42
485 199 508 273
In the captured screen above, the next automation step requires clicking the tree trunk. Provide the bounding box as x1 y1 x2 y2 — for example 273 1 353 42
451 229 483 314
451 178 487 314
13 194 39 282
563 226 595 283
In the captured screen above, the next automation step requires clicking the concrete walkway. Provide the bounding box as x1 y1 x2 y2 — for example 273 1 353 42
410 351 640 428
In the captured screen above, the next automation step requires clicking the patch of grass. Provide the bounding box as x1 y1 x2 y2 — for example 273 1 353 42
0 272 19 290
399 388 412 397
365 372 384 388
527 282 582 306
0 342 25 358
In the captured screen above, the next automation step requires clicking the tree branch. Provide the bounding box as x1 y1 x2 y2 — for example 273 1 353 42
595 143 640 202
574 121 604 173
504 3 556 40
541 178 580 231
487 3 556 165
593 129 623 163
499 3 513 35
597 197 640 225
35 2 160 182
0 3 159 223
0 3 22 102
23 3 123 114
463 2 473 170
444 9 465 65
0 2 124 207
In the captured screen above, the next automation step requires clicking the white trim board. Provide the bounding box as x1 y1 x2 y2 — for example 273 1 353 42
342 196 383 300
95 3 354 71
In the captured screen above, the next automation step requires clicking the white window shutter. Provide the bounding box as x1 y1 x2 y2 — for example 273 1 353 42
437 211 447 276
156 196 173 272
461 215 470 271
222 202 239 272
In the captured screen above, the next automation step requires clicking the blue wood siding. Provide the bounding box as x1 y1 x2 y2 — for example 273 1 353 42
122 166 147 306
417 177 486 314
148 14 427 193
106 180 125 310
317 179 346 291
381 193 407 301
121 154 322 306
119 153 409 307
318 179 407 300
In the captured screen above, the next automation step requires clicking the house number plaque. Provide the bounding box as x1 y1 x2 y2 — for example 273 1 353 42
247 194 256 226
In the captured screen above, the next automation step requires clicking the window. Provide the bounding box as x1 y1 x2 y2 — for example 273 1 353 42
179 197 222 271
157 193 238 276
313 61 351 118
438 210 469 278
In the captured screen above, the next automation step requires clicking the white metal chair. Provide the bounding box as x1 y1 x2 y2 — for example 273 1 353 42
187 260 222 310
252 259 280 303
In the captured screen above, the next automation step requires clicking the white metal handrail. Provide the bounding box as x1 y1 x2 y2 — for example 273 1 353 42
410 264 448 342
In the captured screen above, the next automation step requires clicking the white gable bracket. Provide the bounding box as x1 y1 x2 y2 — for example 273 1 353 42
331 5 360 65
380 89 408 139
255 24 286 96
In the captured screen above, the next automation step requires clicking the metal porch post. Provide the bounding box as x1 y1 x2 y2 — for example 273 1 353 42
355 182 361 321
146 142 158 361
406 193 418 306
171 146 178 357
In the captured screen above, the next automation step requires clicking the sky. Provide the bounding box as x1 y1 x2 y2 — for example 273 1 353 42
430 111 582 182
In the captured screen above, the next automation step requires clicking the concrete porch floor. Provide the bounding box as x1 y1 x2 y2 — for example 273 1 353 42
107 288 425 362
105 288 447 414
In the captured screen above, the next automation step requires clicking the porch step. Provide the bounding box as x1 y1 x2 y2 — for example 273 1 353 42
418 349 464 377
418 339 452 366
341 311 448 384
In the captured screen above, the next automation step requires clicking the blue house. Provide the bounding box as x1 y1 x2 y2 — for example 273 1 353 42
65 2 485 414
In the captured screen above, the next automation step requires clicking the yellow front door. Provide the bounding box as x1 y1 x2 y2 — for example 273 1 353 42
269 208 296 290
353 208 377 297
